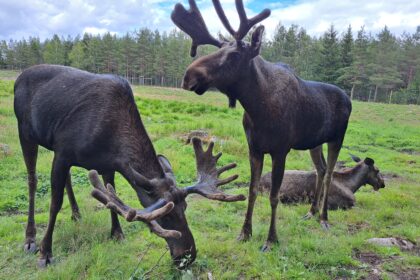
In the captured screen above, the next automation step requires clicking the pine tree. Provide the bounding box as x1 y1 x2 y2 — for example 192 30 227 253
43 34 66 65
0 40 7 68
28 37 43 65
68 41 86 69
266 22 287 62
368 26 403 102
341 25 353 69
319 24 341 84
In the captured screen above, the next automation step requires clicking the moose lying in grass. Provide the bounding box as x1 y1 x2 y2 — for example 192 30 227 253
258 156 385 210
14 64 243 268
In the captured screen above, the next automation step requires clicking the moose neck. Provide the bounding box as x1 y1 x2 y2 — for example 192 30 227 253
123 106 165 180
335 164 368 193
223 56 286 123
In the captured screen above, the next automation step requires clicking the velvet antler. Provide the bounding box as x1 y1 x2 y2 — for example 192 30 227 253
89 170 181 239
184 138 245 201
212 0 271 41
171 0 223 57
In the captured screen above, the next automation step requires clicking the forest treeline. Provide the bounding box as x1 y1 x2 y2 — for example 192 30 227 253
1 24 419 104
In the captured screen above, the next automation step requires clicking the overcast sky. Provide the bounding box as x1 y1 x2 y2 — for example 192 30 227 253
0 0 419 41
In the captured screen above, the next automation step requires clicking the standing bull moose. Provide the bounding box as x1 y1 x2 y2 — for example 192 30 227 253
14 64 243 267
172 0 352 250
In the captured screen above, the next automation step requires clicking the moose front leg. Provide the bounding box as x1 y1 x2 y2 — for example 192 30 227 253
319 141 342 230
103 172 124 240
38 156 69 267
238 150 263 242
261 154 286 252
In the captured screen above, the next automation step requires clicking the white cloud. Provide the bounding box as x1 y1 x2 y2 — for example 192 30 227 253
195 0 420 38
261 0 420 37
82 27 114 35
0 0 418 41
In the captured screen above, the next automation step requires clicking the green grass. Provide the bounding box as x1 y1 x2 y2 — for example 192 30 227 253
0 70 20 80
0 80 419 279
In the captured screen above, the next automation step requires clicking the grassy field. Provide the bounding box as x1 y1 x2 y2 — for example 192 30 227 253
0 76 419 279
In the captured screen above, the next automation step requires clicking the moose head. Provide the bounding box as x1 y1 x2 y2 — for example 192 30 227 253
350 155 385 191
171 0 271 107
89 138 245 268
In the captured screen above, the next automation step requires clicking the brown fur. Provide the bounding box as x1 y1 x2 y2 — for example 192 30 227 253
258 158 385 210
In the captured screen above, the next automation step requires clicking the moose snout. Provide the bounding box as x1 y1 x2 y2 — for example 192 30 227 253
169 237 197 269
164 221 197 269
374 177 385 191
379 176 385 188
181 66 208 93
172 249 197 269
181 76 191 90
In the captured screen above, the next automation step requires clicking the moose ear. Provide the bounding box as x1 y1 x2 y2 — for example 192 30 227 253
364 158 375 166
251 25 265 57
350 154 361 163
157 155 174 175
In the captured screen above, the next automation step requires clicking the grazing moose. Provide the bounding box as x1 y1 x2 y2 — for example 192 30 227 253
259 156 385 210
14 64 243 267
171 0 352 250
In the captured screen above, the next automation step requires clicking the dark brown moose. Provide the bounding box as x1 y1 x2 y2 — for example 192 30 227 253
172 0 352 250
259 156 385 210
14 64 243 268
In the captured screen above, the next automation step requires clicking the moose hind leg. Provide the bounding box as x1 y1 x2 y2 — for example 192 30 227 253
20 135 39 254
38 156 69 267
103 173 124 240
261 154 286 252
304 145 326 220
65 172 81 221
238 151 263 242
319 141 342 230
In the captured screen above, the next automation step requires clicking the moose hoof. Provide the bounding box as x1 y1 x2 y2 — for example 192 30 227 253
71 211 81 222
24 241 38 254
37 254 53 268
260 242 275 252
111 229 125 241
302 212 315 220
320 220 330 231
237 231 251 242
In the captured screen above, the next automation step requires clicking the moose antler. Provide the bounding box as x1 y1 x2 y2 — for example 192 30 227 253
171 0 223 57
89 170 181 239
184 138 245 201
212 0 271 41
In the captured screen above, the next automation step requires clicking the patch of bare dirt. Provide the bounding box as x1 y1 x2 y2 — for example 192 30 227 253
353 247 420 280
347 222 370 234
177 130 223 145
353 249 401 279
399 149 420 156
233 182 248 189
354 250 385 266
382 172 402 183
0 208 43 217
388 268 420 280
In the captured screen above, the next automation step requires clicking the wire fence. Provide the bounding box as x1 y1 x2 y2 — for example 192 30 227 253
1 66 419 104
0 66 183 88
123 75 182 88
